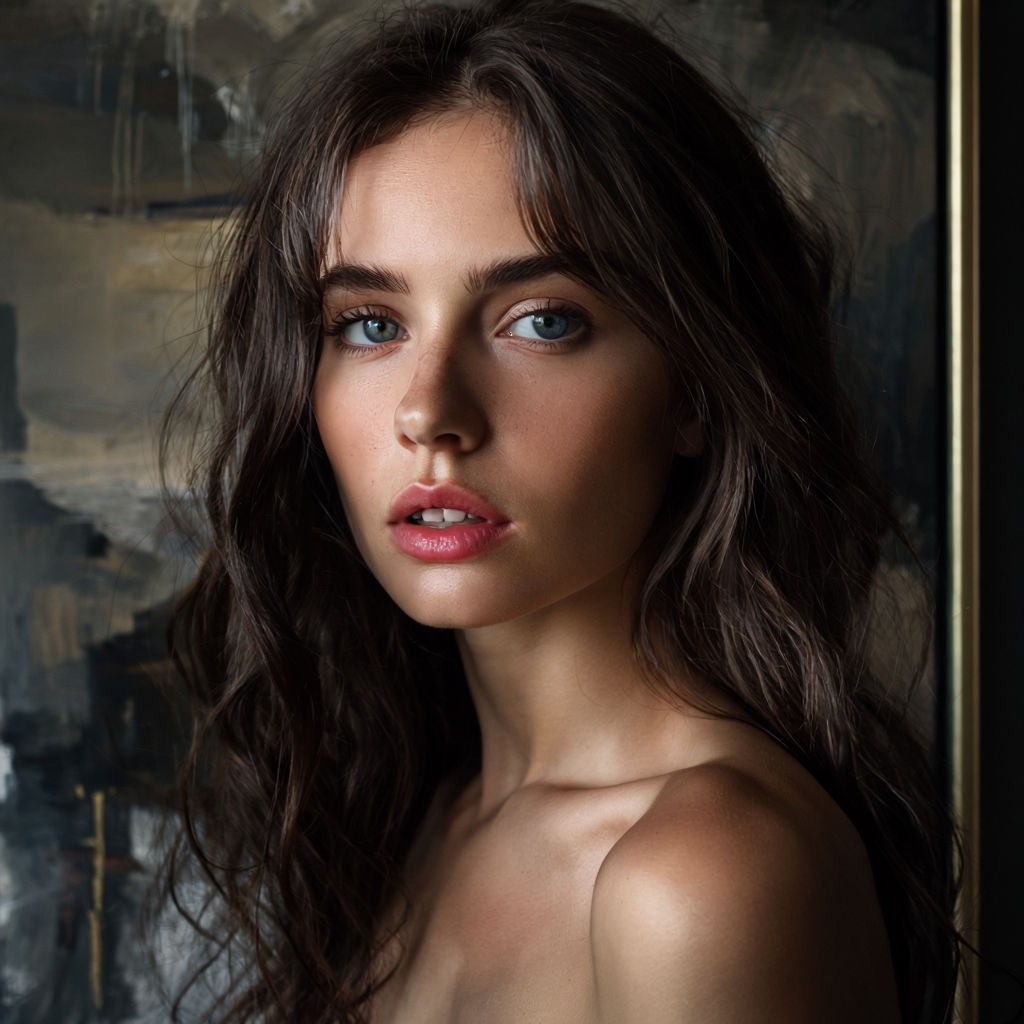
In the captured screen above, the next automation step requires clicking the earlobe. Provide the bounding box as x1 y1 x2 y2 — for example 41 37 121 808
674 415 704 457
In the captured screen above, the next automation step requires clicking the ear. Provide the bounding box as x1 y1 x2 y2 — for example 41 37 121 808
674 411 704 457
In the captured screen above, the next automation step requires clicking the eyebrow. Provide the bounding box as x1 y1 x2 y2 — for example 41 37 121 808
465 253 580 292
319 263 409 294
319 253 583 296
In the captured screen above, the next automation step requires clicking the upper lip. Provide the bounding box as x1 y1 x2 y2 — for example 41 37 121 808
389 482 509 524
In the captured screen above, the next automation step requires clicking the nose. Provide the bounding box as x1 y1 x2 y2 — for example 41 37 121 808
393 343 488 453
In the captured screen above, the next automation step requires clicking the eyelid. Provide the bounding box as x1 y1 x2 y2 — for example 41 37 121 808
323 305 406 346
500 298 591 344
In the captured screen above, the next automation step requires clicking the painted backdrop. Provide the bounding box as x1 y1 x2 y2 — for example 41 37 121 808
0 1 939 1020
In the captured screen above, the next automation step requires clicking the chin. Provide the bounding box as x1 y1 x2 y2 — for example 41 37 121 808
394 598 513 632
378 573 538 632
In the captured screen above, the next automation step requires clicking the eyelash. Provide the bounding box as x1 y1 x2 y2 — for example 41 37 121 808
323 301 591 354
323 306 402 355
503 300 590 350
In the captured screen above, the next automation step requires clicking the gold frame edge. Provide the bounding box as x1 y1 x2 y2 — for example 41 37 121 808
948 0 981 1020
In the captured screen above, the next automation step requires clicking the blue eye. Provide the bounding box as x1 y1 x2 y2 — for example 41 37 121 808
508 311 581 342
343 316 401 345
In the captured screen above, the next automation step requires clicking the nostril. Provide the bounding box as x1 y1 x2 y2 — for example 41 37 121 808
433 432 463 448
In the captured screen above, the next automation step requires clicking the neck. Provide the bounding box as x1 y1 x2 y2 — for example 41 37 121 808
455 569 702 816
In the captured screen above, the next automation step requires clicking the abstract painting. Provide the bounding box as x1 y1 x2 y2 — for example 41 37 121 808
0 1 941 1019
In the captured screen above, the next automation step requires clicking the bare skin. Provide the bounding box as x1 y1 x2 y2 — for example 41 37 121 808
313 111 900 1023
368 632 899 1024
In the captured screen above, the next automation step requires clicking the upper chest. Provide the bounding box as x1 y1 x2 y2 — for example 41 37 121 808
369 782 657 1024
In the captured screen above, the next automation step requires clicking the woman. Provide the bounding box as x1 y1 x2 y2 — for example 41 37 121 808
163 1 960 1021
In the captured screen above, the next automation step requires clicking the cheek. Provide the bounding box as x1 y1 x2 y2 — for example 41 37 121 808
531 374 677 526
577 373 675 466
312 380 388 509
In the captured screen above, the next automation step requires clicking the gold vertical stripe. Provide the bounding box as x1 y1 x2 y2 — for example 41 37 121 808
89 790 106 1012
88 909 102 1011
948 0 981 1020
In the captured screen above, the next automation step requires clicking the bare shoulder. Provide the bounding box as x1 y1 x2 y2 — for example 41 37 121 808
590 751 899 1024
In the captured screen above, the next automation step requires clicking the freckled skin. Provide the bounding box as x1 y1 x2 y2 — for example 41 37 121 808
312 113 900 1024
313 112 682 633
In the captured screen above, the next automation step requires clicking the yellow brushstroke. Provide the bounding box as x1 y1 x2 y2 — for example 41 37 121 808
81 790 106 1011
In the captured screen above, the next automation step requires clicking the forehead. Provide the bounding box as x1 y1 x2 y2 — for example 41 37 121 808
330 111 531 265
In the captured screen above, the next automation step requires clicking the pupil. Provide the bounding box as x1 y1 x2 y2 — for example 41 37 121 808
533 313 568 340
365 318 396 342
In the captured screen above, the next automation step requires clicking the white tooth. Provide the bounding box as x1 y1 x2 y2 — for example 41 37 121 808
421 508 445 523
443 508 468 523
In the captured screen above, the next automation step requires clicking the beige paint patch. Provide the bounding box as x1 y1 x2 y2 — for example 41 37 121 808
28 583 79 670
0 199 223 547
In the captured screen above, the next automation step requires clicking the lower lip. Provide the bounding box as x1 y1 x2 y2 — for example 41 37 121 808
390 521 512 562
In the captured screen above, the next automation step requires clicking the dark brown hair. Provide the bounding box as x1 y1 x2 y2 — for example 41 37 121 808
162 2 960 1021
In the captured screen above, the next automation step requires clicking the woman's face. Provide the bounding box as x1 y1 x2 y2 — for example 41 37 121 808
313 111 692 630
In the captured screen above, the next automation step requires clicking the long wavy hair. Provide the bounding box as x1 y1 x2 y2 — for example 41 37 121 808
161 1 961 1021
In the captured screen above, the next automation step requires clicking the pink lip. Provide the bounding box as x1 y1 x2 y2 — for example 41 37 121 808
388 482 509 525
388 482 512 563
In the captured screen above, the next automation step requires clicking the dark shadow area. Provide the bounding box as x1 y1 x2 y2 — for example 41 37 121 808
979 2 1024 1021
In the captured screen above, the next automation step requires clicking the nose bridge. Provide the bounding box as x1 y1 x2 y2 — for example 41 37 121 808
394 331 487 452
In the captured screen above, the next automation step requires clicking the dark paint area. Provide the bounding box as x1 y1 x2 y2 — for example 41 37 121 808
840 212 940 563
0 480 185 1022
759 0 937 72
0 3 261 212
0 305 28 453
